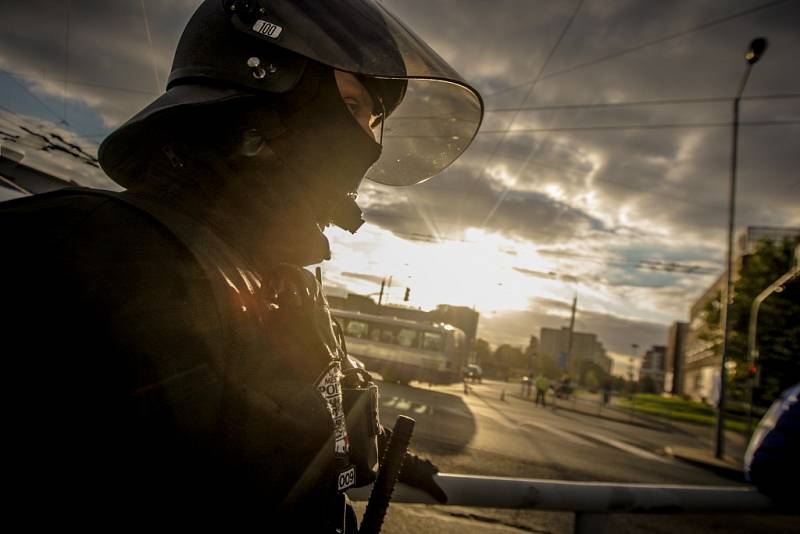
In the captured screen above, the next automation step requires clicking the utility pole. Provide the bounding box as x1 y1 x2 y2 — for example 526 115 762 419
383 276 392 308
717 37 768 459
565 294 577 375
377 278 385 308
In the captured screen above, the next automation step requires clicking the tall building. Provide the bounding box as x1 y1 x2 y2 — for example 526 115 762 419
539 327 612 376
683 226 800 402
665 321 688 395
639 345 667 392
524 335 539 373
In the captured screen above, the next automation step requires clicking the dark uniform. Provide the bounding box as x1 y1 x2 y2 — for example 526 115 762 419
2 186 362 529
2 0 481 529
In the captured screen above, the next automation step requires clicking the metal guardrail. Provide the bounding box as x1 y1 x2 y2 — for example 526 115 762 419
348 473 776 534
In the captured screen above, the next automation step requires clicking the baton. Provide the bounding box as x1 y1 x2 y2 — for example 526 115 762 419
358 415 415 534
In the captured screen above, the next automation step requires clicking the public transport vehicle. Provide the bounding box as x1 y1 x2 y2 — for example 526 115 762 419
330 309 468 385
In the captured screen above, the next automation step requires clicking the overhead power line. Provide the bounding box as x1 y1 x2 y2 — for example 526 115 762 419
1 70 65 124
139 0 162 93
483 92 800 113
485 0 793 99
63 0 71 125
466 0 585 231
5 69 160 96
384 119 800 139
474 119 800 135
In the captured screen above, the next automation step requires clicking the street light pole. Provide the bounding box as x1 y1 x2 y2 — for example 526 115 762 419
715 37 767 460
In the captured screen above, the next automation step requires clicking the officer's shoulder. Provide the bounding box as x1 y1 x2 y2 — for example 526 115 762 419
3 188 179 247
0 188 118 232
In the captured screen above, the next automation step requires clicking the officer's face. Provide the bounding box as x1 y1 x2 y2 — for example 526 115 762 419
335 70 377 141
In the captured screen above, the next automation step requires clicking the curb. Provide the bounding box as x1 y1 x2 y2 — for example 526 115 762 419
664 446 745 482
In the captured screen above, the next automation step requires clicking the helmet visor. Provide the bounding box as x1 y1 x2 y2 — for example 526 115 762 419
228 0 484 185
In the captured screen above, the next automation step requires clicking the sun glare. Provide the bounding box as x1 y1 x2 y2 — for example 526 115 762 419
324 224 579 315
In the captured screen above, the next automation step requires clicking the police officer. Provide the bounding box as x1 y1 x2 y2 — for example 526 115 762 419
2 0 482 530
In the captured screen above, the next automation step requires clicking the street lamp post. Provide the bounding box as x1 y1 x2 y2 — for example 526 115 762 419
715 37 768 460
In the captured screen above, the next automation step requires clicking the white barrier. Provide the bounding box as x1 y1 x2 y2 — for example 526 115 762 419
348 473 776 534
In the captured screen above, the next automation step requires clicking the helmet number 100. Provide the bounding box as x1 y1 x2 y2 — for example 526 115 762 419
252 20 283 40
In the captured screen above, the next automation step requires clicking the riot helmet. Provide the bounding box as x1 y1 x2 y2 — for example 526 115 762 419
99 0 483 230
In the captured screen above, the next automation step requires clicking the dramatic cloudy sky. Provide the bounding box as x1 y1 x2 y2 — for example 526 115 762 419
2 0 798 372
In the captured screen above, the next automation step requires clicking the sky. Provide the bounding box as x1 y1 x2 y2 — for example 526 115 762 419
1 0 799 373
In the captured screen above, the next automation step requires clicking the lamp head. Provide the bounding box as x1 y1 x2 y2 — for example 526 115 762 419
745 38 768 64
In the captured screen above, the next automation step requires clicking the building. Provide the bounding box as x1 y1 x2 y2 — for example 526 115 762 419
664 321 688 395
639 345 667 392
538 326 612 377
683 226 800 402
523 335 539 373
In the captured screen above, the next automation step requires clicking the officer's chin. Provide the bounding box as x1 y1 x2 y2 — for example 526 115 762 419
326 196 365 234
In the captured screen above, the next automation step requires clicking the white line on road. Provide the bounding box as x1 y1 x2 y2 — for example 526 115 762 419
578 432 673 464
520 421 596 447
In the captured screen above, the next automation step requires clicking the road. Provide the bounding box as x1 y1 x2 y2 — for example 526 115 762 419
350 379 797 533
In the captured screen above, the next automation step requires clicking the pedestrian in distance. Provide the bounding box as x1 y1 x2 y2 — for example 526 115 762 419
534 373 551 407
0 0 482 530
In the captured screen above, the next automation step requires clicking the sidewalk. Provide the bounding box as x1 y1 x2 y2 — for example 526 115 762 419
509 386 751 478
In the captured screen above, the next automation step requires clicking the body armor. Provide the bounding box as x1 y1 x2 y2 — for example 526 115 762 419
1 188 379 530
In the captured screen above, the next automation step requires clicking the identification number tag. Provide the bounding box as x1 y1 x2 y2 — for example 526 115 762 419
252 19 283 39
337 466 356 492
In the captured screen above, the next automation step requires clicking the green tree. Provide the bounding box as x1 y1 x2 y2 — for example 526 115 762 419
583 369 599 390
494 344 526 369
703 237 800 406
578 360 609 388
474 338 491 366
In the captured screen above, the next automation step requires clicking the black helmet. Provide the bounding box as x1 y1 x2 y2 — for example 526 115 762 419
99 0 483 189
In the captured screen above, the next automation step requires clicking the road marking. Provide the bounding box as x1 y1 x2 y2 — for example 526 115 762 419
578 433 672 464
382 396 398 407
520 421 596 447
395 400 412 410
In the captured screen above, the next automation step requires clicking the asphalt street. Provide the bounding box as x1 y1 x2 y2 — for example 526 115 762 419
350 379 798 533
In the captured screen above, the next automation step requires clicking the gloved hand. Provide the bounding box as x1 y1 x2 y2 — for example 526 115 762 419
379 427 447 503
398 452 448 504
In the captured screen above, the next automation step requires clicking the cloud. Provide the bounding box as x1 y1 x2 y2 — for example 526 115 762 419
2 0 799 359
361 164 610 244
0 1 198 129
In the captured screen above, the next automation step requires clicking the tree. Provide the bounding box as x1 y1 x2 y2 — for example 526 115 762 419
703 237 800 406
578 360 609 389
474 338 491 367
638 375 658 394
583 369 599 390
494 344 526 369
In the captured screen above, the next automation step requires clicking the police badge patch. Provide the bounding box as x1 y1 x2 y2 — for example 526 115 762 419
316 361 350 457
